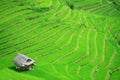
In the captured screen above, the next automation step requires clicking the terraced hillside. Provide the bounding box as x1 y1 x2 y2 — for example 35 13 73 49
0 0 120 80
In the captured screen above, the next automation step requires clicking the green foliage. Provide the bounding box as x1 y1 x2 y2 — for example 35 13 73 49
66 1 74 10
109 0 120 10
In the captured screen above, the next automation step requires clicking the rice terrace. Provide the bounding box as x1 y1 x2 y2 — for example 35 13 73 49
0 0 120 80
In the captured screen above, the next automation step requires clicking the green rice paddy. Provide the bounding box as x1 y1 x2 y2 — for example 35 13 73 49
0 0 120 80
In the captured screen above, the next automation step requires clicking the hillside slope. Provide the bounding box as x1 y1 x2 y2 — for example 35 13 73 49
0 0 120 80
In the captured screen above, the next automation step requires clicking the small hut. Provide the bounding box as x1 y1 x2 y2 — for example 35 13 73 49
13 53 35 71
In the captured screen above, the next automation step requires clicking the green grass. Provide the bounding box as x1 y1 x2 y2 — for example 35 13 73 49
0 0 120 80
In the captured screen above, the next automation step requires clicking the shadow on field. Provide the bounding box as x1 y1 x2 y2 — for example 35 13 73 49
8 66 23 72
